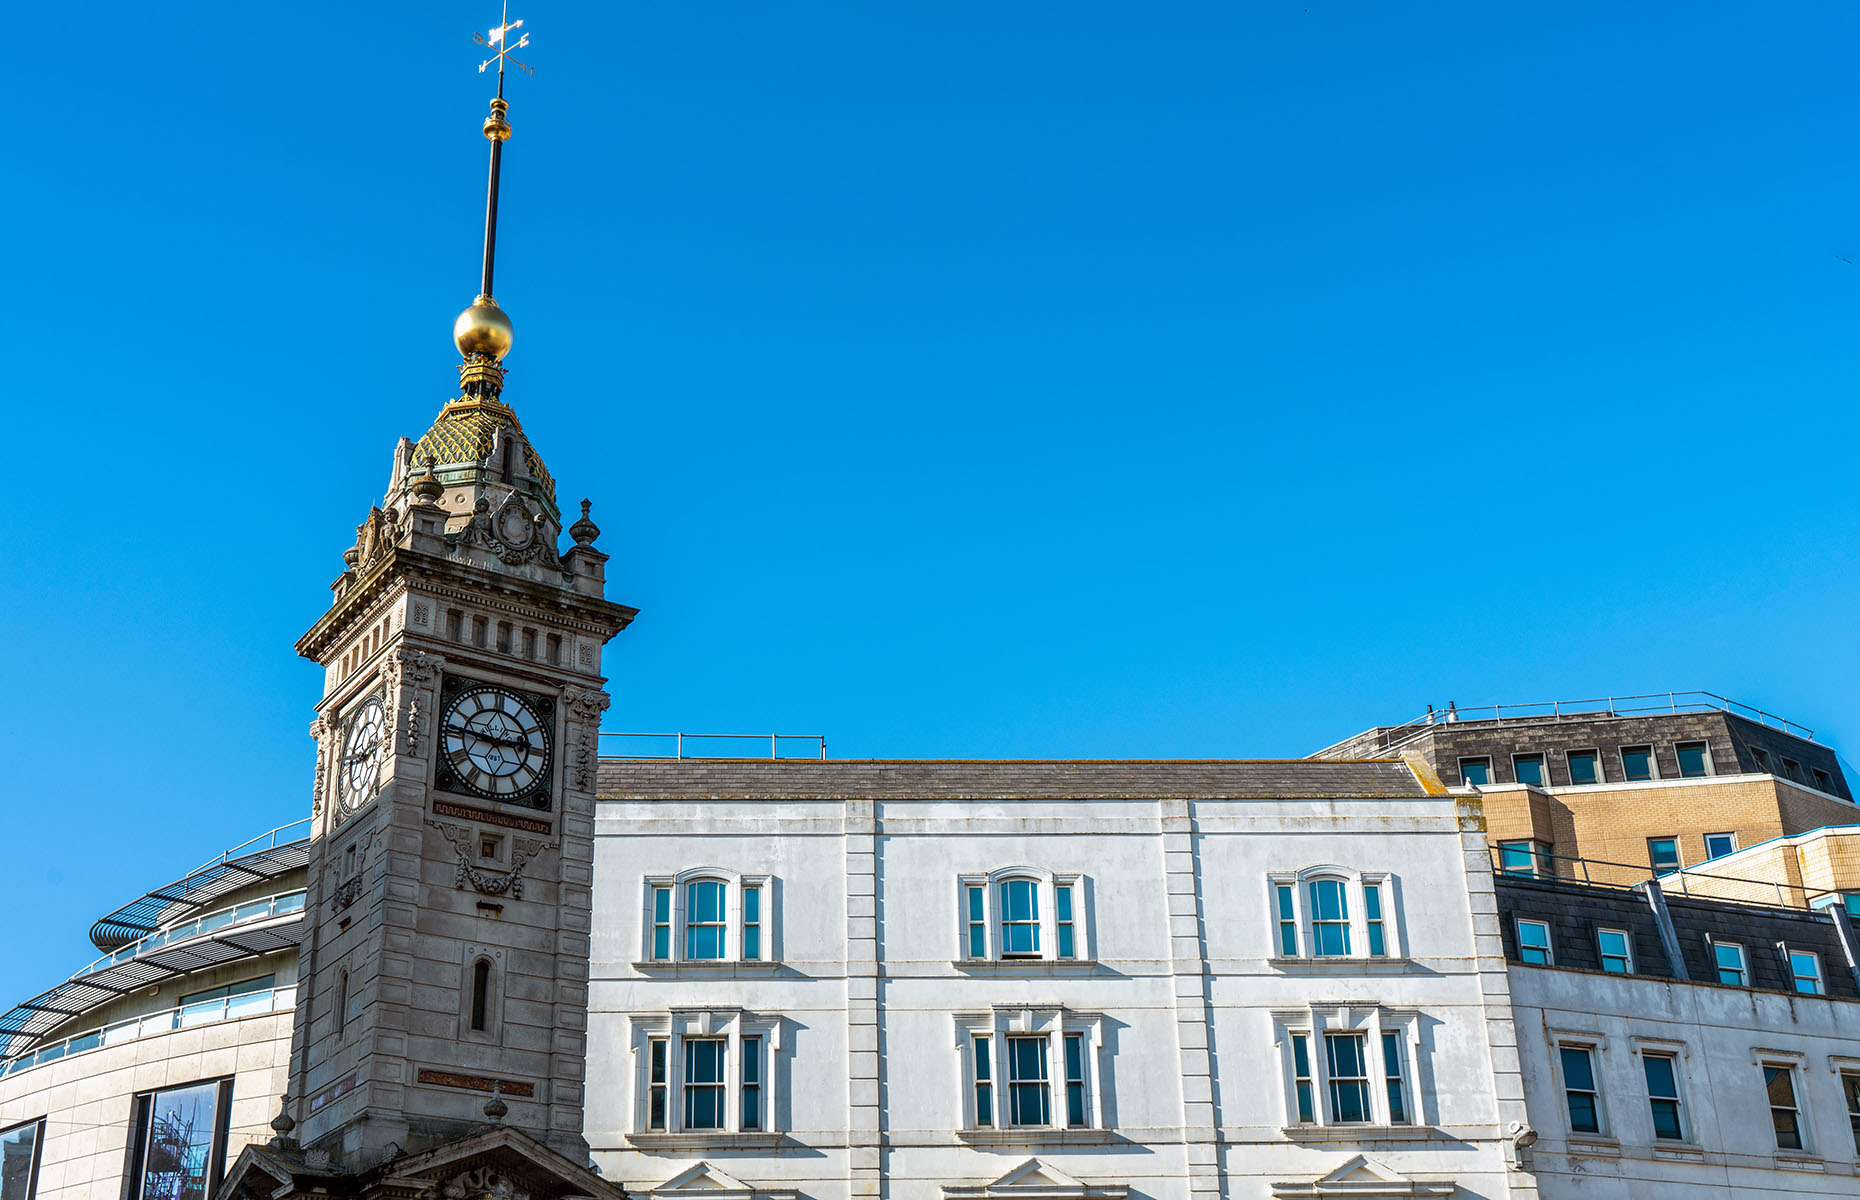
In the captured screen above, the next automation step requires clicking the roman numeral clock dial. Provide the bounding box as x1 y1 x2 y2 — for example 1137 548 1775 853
335 693 386 822
436 678 555 809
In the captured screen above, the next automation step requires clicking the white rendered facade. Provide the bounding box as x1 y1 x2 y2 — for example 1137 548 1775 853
585 762 1535 1200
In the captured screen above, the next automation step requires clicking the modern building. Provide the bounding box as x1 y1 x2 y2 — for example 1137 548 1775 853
1495 868 1860 1195
1317 697 1857 887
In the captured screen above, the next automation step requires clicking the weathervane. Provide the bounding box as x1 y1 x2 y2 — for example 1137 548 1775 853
474 1 533 94
451 3 534 395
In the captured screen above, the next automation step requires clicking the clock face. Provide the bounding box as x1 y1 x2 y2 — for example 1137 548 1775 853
336 694 385 820
437 681 553 808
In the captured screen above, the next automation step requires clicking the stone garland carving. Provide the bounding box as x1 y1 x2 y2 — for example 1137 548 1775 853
561 686 610 793
427 821 546 899
386 647 437 756
309 717 333 818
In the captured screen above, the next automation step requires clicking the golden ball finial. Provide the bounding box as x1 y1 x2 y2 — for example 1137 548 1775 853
454 294 514 359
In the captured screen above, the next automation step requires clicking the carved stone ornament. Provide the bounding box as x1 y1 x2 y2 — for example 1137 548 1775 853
351 505 401 572
385 647 437 756
330 823 382 914
427 821 547 899
455 493 561 568
561 686 610 793
309 717 334 818
436 1166 529 1200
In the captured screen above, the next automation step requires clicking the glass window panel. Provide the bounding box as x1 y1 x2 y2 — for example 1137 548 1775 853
1704 833 1735 860
1325 1034 1370 1124
973 1035 993 1127
1309 880 1351 957
683 1039 725 1130
1643 1054 1683 1140
0 1121 40 1200
1381 1032 1406 1124
685 881 726 960
1459 758 1490 786
1676 743 1709 778
1790 951 1821 995
1648 839 1680 871
966 886 987 958
651 886 671 961
1000 880 1041 957
136 1082 220 1200
1291 1034 1314 1124
1517 920 1552 966
1055 886 1076 960
740 1036 761 1131
1598 929 1631 974
1842 1071 1860 1154
1560 1046 1600 1134
1766 1066 1802 1150
1622 746 1653 781
1276 884 1298 957
1064 1033 1086 1127
648 1040 667 1130
1514 754 1544 786
742 886 761 961
1714 942 1745 986
1007 1036 1050 1126
1364 885 1386 957
1568 750 1599 785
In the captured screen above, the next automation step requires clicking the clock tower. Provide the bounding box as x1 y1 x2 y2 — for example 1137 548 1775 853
248 19 635 1183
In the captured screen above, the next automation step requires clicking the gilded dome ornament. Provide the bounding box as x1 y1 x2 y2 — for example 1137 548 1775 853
454 294 514 360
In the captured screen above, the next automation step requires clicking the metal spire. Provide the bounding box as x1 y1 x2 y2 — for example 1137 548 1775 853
471 2 532 300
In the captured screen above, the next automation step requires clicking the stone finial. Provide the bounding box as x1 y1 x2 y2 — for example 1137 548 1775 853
483 1082 508 1122
412 455 445 505
568 499 600 547
269 1093 297 1150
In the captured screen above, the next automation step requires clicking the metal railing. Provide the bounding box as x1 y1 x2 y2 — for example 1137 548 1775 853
1486 845 1837 910
183 819 313 879
1366 691 1815 754
77 891 307 977
0 985 296 1078
599 732 827 760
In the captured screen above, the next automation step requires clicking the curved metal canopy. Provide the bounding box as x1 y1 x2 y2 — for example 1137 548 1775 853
88 821 311 952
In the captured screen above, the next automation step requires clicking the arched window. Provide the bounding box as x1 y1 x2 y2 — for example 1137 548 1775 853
641 870 775 965
1270 867 1400 960
470 959 492 1032
957 868 1088 963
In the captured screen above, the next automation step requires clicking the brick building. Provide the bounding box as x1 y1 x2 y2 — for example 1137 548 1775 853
1315 699 1858 887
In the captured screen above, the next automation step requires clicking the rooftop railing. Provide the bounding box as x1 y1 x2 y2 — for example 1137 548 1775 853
1486 845 1839 910
184 819 313 880
0 984 295 1079
1361 691 1815 755
77 891 306 977
599 732 827 760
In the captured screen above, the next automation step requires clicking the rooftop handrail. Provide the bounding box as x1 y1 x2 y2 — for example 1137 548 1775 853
1370 691 1815 746
598 732 827 760
73 890 307 979
0 984 296 1079
179 818 313 883
1486 845 1839 910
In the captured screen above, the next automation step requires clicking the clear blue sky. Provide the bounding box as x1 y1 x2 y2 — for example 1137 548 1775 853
2 2 1856 1002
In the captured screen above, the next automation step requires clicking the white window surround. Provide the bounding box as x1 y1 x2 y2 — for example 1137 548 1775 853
1631 1036 1696 1145
956 868 1092 966
1268 867 1405 963
952 1006 1109 1142
1549 1031 1612 1140
625 1009 783 1144
1751 1049 1813 1157
1271 1006 1423 1133
638 869 776 969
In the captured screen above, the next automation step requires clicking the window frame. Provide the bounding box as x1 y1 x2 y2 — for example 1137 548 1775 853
1554 1041 1605 1136
0 1118 45 1200
1839 1068 1860 1155
1703 832 1737 861
126 1078 234 1200
1268 867 1403 961
1566 748 1602 785
1711 938 1747 986
956 869 1090 964
1273 1007 1420 1131
626 1010 783 1139
1497 840 1551 879
1785 947 1823 995
1516 918 1553 966
1620 744 1657 782
1647 837 1682 873
1674 740 1712 779
640 870 776 966
1596 928 1633 974
1762 1059 1808 1153
1637 1044 1689 1142
954 1007 1105 1134
1812 767 1834 793
1457 756 1492 787
1511 752 1546 787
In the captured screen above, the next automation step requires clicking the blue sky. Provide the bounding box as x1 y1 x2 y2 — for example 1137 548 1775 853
1 2 1856 1001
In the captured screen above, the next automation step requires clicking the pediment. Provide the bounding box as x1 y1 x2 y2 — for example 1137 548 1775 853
642 1162 796 1200
1271 1154 1456 1198
942 1158 1129 1200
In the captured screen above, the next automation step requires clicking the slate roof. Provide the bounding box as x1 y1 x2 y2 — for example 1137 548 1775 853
595 758 1430 800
